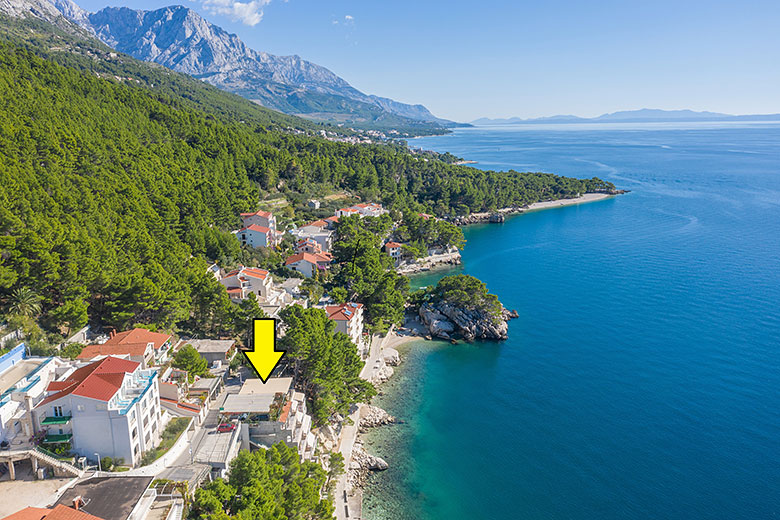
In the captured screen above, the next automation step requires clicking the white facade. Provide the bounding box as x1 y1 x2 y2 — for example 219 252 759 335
240 211 277 235
236 225 273 248
286 258 316 278
33 359 162 467
326 303 365 346
0 356 65 444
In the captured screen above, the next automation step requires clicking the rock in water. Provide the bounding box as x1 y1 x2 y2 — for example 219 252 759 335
382 347 401 366
419 302 509 341
360 405 396 432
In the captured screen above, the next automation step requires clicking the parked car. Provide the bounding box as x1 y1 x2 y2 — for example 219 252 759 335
217 423 236 433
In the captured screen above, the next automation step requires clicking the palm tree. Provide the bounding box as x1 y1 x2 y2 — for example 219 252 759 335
8 287 41 317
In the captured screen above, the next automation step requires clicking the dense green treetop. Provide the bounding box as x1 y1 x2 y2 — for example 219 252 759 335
0 37 612 339
278 305 375 423
418 274 503 318
331 215 409 329
172 344 210 382
190 443 333 520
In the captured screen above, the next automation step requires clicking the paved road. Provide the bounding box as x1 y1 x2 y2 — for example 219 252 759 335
171 375 243 468
335 331 391 520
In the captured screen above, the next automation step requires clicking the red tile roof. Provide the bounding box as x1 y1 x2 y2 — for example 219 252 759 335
385 241 402 249
78 328 170 360
1 507 51 520
39 357 140 406
307 220 328 228
240 210 272 218
238 224 271 234
278 400 292 423
240 267 269 279
284 252 332 266
326 302 364 322
1 505 105 520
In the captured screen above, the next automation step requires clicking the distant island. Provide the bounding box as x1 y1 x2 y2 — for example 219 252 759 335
472 108 780 125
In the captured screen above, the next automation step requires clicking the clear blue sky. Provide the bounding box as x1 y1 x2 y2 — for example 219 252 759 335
74 0 780 122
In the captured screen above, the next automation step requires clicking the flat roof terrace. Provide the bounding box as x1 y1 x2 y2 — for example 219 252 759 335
0 359 45 395
55 476 153 520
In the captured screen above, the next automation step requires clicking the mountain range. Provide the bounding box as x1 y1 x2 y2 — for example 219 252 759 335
473 108 780 125
1 0 455 131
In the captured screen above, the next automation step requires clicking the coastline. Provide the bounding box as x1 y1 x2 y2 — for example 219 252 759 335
524 192 614 211
335 324 428 520
453 192 619 225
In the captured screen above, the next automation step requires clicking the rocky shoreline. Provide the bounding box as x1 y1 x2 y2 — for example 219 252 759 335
418 302 518 341
396 250 462 275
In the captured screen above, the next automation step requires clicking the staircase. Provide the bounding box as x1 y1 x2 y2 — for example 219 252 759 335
29 446 84 477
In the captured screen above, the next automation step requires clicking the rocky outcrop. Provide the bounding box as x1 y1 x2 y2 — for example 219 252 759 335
396 251 462 275
347 441 388 490
452 208 524 226
382 347 400 366
371 364 394 385
419 302 517 341
359 405 395 432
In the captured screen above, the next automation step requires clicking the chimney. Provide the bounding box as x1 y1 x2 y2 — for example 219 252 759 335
72 497 83 511
110 329 116 339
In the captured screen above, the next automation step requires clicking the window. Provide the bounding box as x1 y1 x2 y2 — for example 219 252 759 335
132 428 138 439
76 405 85 412
53 406 63 417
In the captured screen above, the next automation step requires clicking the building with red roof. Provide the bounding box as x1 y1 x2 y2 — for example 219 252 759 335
326 302 365 346
384 241 403 262
218 266 286 306
236 224 274 248
33 356 162 467
1 505 104 520
77 328 172 368
240 210 276 232
295 237 323 254
336 203 386 218
284 252 332 278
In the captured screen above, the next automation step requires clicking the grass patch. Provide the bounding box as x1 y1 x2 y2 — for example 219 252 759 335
140 417 191 466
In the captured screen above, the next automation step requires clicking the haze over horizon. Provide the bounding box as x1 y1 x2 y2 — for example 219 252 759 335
72 0 780 122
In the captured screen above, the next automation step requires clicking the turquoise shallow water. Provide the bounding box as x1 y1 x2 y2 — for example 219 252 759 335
362 122 780 520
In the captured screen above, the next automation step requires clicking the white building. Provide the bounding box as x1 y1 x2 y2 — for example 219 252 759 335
240 210 277 235
384 241 403 262
335 203 386 219
326 302 365 347
284 252 332 278
236 224 274 248
77 328 173 369
218 266 286 306
227 378 317 461
0 348 67 445
289 224 334 253
33 356 163 467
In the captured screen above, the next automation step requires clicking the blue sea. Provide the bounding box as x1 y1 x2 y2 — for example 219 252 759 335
362 122 780 520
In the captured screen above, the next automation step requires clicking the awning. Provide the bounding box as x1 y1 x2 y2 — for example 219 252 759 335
41 415 72 425
43 433 72 443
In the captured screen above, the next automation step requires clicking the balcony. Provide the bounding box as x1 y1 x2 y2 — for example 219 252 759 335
41 415 72 425
43 433 73 443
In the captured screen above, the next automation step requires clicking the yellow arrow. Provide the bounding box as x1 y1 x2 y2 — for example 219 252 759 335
241 318 284 383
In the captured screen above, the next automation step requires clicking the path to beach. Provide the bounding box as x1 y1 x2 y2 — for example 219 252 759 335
334 327 423 520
